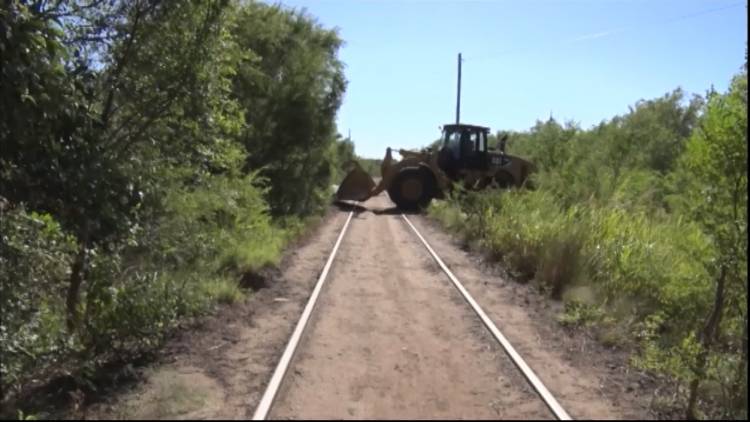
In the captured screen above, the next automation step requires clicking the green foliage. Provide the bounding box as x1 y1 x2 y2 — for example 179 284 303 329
429 73 747 418
672 72 747 419
0 1 137 245
229 2 347 216
202 278 245 305
0 0 351 410
16 409 37 420
0 207 78 394
507 89 702 212
357 157 383 178
557 301 606 328
332 137 357 181
149 172 284 272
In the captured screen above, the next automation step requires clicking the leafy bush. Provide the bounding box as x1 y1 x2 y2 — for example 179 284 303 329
0 172 291 399
0 207 78 396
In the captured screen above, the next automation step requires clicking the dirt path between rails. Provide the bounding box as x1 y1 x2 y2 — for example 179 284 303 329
271 193 549 419
87 192 656 420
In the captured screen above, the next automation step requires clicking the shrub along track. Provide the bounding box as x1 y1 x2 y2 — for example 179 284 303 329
87 192 657 419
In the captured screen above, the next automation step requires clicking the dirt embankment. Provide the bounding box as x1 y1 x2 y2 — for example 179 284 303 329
85 192 657 419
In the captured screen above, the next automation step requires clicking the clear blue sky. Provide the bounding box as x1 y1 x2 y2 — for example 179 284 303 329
268 0 747 159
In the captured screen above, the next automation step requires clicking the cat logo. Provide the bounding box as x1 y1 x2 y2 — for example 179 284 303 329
491 155 511 167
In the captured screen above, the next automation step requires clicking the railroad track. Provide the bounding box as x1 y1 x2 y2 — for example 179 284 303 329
252 209 572 420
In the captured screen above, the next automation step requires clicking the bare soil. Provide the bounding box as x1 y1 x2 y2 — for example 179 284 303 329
271 194 548 419
85 192 658 419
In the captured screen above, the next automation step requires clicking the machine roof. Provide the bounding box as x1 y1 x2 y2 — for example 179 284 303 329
441 123 490 132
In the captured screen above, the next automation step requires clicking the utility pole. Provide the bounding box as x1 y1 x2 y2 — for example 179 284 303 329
456 52 462 125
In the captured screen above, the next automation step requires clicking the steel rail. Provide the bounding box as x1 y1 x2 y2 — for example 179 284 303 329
252 211 354 420
401 214 573 421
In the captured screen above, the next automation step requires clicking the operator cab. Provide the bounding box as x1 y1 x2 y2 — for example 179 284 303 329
438 124 490 176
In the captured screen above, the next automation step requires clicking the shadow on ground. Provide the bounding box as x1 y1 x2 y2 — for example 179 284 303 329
372 206 420 215
332 201 420 216
332 200 368 213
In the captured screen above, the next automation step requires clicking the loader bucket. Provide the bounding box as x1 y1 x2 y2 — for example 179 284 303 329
336 162 376 202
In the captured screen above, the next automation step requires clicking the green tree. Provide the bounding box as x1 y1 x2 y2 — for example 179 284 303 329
1 0 235 330
679 72 747 419
229 3 346 216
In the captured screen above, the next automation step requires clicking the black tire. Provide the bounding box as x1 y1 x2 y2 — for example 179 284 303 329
387 167 436 210
492 171 516 189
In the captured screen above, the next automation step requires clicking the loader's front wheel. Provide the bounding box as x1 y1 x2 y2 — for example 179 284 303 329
387 167 435 211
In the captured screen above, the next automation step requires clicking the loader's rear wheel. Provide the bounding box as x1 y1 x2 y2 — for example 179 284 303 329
492 171 516 189
387 167 436 210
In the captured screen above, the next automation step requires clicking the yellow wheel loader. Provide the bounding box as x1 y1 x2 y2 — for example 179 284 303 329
336 124 534 210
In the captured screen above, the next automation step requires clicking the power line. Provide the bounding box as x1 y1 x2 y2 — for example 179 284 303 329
463 1 745 62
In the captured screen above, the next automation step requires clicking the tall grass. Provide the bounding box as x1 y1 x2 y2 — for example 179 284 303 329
429 188 724 415
430 189 713 326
